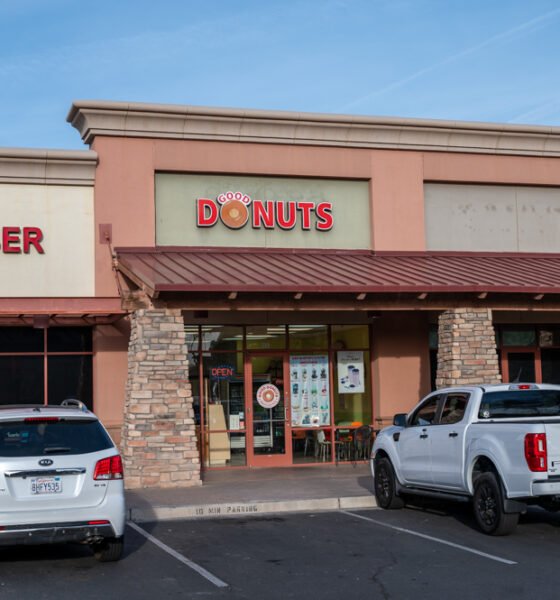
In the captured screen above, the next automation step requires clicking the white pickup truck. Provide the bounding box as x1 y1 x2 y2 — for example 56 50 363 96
371 383 560 535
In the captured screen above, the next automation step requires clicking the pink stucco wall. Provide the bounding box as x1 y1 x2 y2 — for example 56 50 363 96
372 313 432 425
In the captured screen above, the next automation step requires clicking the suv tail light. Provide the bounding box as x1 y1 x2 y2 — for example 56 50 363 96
93 455 124 480
525 433 547 472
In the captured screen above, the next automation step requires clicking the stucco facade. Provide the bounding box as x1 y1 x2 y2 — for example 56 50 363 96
2 102 560 487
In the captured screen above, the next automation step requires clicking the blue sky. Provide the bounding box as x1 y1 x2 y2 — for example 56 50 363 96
1 0 559 149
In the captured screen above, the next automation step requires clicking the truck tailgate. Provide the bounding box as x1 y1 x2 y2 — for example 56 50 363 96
545 423 560 475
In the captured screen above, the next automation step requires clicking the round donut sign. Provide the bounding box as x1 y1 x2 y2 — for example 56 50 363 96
256 384 281 409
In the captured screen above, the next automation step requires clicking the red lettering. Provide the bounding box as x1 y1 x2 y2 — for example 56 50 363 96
23 227 44 254
196 198 219 227
296 202 315 230
275 201 297 230
2 227 21 253
315 202 334 231
252 200 275 229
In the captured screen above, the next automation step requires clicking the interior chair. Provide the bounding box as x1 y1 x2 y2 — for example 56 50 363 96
316 429 330 461
303 430 316 457
353 425 373 460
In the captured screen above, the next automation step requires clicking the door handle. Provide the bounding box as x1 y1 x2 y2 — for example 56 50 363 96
419 434 428 439
448 432 458 438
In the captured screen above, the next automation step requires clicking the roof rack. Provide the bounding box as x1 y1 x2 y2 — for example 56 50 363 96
0 401 89 412
60 398 88 411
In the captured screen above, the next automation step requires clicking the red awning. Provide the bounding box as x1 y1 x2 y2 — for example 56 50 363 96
115 247 560 297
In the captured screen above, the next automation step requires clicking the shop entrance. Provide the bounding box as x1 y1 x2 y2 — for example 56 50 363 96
246 353 292 467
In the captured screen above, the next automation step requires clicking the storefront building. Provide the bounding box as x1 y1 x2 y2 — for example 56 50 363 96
3 102 560 488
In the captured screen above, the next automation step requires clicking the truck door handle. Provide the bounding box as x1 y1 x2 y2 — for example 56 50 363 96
419 434 428 439
449 432 458 438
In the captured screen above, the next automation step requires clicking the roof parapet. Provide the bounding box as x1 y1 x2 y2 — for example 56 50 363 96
0 147 97 186
68 100 560 157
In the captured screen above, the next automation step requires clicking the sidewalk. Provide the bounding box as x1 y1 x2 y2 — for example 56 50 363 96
126 463 377 523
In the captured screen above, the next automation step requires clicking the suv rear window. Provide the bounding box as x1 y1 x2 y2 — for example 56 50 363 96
479 390 560 419
0 419 114 457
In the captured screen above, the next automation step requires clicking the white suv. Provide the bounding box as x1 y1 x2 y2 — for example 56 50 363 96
0 400 126 561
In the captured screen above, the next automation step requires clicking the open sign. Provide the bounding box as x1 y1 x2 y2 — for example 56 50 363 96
210 365 235 380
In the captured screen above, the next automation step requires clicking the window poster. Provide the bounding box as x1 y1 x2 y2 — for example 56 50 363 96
289 355 330 427
337 351 365 394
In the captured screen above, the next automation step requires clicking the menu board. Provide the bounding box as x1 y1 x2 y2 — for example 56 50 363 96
289 355 330 427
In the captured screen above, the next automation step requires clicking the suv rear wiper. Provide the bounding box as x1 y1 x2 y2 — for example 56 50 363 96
44 446 72 454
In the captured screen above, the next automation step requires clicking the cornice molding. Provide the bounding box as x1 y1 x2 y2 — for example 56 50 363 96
0 148 97 186
67 100 560 157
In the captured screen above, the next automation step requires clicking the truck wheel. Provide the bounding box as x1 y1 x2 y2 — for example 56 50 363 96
374 457 404 510
473 473 519 536
93 536 124 562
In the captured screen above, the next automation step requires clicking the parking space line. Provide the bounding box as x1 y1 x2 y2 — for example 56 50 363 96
127 521 229 588
341 511 517 565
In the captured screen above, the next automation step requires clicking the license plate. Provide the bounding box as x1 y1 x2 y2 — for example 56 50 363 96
30 477 62 495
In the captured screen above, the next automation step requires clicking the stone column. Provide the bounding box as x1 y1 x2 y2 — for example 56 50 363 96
121 308 201 489
436 308 501 389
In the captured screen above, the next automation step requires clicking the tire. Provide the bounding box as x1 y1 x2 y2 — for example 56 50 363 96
472 473 519 536
93 536 124 562
374 457 404 510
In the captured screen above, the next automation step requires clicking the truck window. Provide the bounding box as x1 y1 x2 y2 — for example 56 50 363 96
410 396 440 426
440 393 469 424
479 390 560 419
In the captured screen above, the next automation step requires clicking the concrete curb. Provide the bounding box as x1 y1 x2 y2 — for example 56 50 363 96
129 495 377 523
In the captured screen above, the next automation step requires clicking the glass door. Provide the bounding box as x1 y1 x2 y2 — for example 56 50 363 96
246 354 292 467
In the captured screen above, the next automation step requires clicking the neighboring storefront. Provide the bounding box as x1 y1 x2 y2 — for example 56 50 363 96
3 103 560 489
0 149 126 441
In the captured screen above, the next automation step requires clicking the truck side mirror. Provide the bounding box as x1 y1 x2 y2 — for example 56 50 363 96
393 413 407 428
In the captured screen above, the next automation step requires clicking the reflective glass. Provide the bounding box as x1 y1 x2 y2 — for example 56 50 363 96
0 327 43 353
333 351 372 426
47 356 93 409
246 325 286 350
47 327 92 352
501 329 536 347
289 325 328 350
331 325 369 349
0 356 44 404
201 326 243 352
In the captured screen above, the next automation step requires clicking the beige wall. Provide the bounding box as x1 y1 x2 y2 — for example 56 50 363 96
0 183 94 296
372 313 431 425
425 183 560 252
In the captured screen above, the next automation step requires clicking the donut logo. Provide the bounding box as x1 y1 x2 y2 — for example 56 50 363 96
217 192 251 229
256 383 281 409
196 192 333 232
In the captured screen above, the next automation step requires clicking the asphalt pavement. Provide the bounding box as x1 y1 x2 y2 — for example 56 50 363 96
2 501 560 599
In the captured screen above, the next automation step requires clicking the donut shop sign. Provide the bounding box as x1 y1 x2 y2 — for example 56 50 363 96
196 192 334 231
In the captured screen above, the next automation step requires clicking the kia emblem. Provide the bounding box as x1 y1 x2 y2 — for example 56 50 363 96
39 459 53 467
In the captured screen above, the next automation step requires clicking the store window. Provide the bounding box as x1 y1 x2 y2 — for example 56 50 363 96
0 327 93 408
246 325 286 350
289 325 328 350
186 322 375 468
501 328 536 347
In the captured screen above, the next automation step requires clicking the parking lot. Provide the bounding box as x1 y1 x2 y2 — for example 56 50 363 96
1 503 560 599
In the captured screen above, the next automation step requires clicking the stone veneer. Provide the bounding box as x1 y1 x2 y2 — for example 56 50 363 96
436 308 501 388
121 308 201 489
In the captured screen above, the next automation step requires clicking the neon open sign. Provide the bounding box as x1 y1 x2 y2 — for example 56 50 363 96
196 191 334 231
